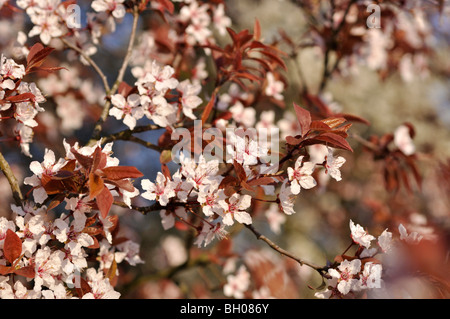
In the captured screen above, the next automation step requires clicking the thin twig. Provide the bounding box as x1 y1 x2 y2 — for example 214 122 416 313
318 0 357 93
245 224 329 277
60 37 110 93
0 151 23 206
89 6 140 144
102 134 162 152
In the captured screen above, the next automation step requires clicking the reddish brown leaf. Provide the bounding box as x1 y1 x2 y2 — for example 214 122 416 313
233 161 247 183
285 135 302 146
96 187 114 219
314 132 353 152
253 18 261 41
310 120 332 132
102 166 144 180
201 90 217 125
321 117 347 129
117 81 135 97
340 113 371 126
4 229 22 264
71 147 93 170
104 178 135 193
88 173 105 199
293 103 311 137
0 265 12 275
14 266 35 279
106 258 118 284
26 44 56 74
91 147 103 172
6 93 35 103
75 276 92 298
219 175 239 189
247 176 275 186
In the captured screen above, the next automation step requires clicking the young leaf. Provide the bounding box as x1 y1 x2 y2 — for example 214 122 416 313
88 173 105 199
314 132 353 152
201 90 217 125
96 187 114 219
14 266 36 279
4 229 22 264
102 166 144 180
293 103 311 137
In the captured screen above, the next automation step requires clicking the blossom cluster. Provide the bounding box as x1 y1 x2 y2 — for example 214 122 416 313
315 220 424 299
109 60 203 130
0 200 143 299
0 55 46 156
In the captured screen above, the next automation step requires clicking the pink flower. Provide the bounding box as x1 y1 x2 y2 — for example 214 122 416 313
287 156 317 195
141 172 176 206
324 147 346 181
223 265 250 299
394 124 415 156
328 259 361 295
349 220 375 249
109 93 144 130
92 0 126 19
218 193 252 226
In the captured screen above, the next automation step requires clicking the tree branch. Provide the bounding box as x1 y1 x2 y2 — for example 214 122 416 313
89 6 141 144
0 151 23 207
102 134 162 152
60 37 110 93
245 224 329 277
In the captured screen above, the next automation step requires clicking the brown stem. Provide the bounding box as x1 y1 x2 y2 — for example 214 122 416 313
60 37 110 93
89 6 140 144
245 224 329 277
0 151 23 206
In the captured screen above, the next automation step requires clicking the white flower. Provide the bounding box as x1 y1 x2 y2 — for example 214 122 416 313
1 54 26 80
91 0 126 19
223 265 250 299
324 147 346 181
82 268 120 299
109 93 144 130
197 182 225 217
16 123 34 157
264 72 284 101
218 193 252 226
137 60 178 95
141 172 175 206
116 240 144 266
328 259 361 295
278 180 296 215
0 217 16 249
377 229 393 253
33 247 65 291
229 101 256 128
226 133 263 167
28 13 65 45
194 222 228 248
23 149 66 204
359 262 382 289
265 203 286 234
180 153 221 191
213 4 231 36
287 156 317 195
140 94 176 127
177 79 202 120
349 220 375 249
398 223 423 244
394 124 415 156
